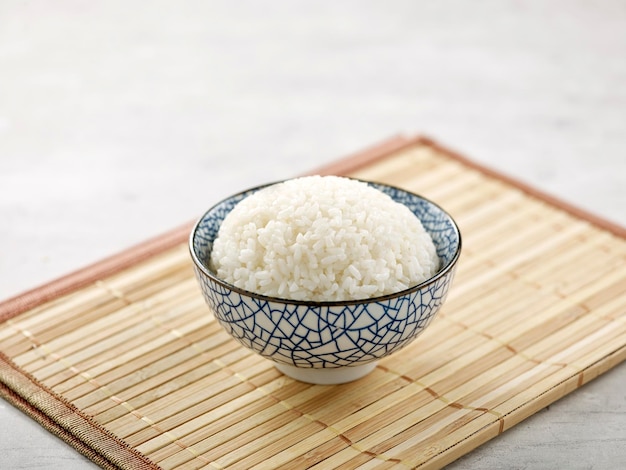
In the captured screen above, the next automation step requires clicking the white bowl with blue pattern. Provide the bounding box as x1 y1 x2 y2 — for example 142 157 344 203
189 180 461 384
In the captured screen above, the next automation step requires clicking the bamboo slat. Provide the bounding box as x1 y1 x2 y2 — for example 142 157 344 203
1 138 625 469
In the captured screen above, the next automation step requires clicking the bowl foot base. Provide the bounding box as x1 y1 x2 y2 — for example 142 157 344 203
274 362 378 385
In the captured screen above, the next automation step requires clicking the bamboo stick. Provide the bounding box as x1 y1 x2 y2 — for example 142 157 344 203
348 147 441 183
0 246 191 348
11 279 201 370
146 376 311 465
109 351 265 439
55 314 222 399
71 324 230 408
30 305 209 385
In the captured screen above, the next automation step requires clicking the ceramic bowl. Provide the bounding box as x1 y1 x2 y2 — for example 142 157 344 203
189 180 461 384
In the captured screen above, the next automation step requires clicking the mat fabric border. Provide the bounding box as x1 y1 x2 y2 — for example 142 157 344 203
3 135 624 322
1 135 624 469
0 353 160 469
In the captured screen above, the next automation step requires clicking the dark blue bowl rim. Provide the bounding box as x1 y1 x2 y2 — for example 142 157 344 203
189 177 462 307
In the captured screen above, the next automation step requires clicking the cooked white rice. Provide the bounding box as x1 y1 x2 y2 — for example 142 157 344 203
210 176 439 301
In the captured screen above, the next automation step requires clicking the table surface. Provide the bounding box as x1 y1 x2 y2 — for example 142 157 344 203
1 1 625 468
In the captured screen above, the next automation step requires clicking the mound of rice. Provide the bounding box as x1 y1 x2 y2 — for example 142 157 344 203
209 176 439 301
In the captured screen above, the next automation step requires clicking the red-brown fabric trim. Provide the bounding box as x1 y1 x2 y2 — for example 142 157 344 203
0 222 195 322
412 135 626 240
0 352 160 470
306 134 413 176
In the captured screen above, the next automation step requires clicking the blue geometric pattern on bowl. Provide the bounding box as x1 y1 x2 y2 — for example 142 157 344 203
190 179 461 370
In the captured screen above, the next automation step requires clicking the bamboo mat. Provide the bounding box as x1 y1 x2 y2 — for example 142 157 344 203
1 136 625 469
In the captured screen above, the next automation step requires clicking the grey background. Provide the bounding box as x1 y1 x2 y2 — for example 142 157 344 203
1 1 625 468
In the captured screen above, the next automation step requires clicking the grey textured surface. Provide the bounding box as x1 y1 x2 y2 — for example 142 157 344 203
1 1 625 468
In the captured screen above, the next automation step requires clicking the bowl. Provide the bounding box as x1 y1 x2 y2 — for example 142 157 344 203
189 179 461 384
